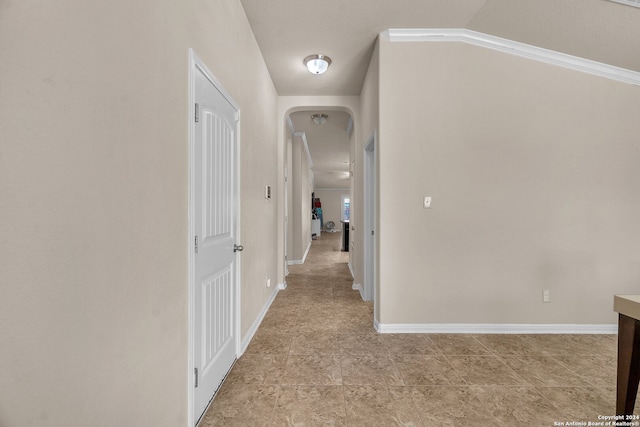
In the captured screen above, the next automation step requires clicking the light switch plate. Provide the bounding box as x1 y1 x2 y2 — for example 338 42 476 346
423 196 432 208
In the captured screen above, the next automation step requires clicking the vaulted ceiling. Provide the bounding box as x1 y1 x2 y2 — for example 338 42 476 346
240 0 640 96
240 0 640 189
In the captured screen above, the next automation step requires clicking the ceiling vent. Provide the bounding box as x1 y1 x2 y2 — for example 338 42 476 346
608 0 640 8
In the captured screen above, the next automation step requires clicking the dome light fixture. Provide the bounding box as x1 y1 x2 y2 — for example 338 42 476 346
303 54 332 74
311 113 328 125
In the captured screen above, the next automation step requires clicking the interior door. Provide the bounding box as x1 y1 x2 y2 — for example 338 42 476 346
193 62 239 422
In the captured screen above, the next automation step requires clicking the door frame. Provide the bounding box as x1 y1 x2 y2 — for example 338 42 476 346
364 131 376 309
341 194 350 223
188 49 242 426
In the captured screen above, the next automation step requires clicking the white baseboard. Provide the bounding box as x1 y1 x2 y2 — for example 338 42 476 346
287 241 312 265
240 285 280 355
278 282 287 290
302 241 311 263
352 282 364 300
374 320 617 334
348 261 354 278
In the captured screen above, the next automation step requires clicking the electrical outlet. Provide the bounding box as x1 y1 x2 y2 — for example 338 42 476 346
266 278 271 288
543 290 550 303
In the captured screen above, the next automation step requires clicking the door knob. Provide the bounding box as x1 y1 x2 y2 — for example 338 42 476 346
234 244 244 253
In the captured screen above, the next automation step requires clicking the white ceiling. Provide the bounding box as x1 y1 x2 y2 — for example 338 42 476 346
240 0 640 189
240 0 640 96
290 110 352 189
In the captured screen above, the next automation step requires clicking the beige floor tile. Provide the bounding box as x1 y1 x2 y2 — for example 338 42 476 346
393 355 465 386
293 279 335 290
345 385 423 426
473 385 564 426
260 311 298 332
295 317 339 334
332 288 363 299
500 355 592 386
302 302 338 315
552 354 617 388
410 386 499 426
335 312 375 332
289 331 340 355
284 272 307 280
381 334 440 355
535 386 618 421
332 279 355 289
522 334 614 357
331 272 354 282
270 295 305 309
429 334 492 356
285 287 334 298
474 334 539 356
341 353 405 386
281 354 343 385
272 385 347 426
298 267 331 277
338 332 390 355
336 319 377 334
445 355 524 386
334 304 372 318
224 353 287 385
244 330 293 355
199 383 279 426
282 293 334 309
202 232 623 425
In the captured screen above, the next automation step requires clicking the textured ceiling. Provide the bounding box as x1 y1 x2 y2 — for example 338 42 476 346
240 0 640 96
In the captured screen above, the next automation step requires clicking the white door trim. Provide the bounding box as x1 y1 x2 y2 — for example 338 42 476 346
364 131 376 309
188 49 242 427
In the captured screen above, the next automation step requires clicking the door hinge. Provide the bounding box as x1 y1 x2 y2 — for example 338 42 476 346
195 103 200 123
195 235 199 254
194 367 199 388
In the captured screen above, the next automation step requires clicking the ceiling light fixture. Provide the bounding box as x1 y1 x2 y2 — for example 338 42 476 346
311 113 328 125
304 54 332 74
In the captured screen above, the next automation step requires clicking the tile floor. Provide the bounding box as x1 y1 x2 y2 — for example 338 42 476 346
200 231 631 426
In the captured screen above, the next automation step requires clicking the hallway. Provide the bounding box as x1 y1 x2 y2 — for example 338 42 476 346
201 231 621 426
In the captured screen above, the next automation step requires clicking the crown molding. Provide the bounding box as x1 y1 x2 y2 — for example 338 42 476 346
608 0 640 8
386 29 640 86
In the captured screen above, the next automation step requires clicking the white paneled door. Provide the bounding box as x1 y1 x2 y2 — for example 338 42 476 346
192 58 240 423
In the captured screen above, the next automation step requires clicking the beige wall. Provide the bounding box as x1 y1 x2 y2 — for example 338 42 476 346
286 135 294 264
0 1 278 426
359 41 380 308
290 133 313 262
377 37 640 325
